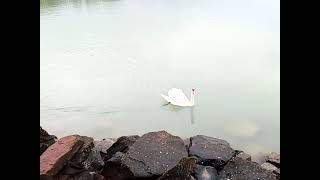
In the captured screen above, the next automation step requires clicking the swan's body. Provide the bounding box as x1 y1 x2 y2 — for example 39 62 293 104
161 88 195 107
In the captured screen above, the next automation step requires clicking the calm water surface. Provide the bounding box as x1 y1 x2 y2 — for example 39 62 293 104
40 0 280 155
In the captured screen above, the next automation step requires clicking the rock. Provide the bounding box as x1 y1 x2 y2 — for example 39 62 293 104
53 171 105 180
40 135 84 178
261 162 278 172
252 152 268 165
61 136 95 175
194 165 218 180
126 131 188 176
219 157 277 180
94 138 115 154
101 152 137 180
103 135 139 161
184 138 191 148
236 152 251 161
158 157 197 180
72 171 105 180
189 135 235 169
40 126 57 155
274 168 280 179
102 131 188 179
70 136 94 165
267 152 280 168
83 149 105 171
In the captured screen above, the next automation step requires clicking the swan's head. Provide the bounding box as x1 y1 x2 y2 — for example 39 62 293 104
192 88 195 94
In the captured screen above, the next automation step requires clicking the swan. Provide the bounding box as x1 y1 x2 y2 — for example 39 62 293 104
161 88 195 107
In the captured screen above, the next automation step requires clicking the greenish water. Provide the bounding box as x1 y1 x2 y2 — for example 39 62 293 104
40 0 280 155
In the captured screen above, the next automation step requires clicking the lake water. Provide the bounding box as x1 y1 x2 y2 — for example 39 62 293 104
40 0 280 155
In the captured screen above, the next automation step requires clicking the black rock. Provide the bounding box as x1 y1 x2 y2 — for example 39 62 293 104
189 135 235 169
157 157 197 180
83 149 105 172
194 165 218 180
40 126 57 155
219 157 277 180
61 136 97 175
71 136 94 165
104 135 140 161
126 131 188 176
101 131 188 179
101 152 140 180
61 171 105 180
266 152 280 168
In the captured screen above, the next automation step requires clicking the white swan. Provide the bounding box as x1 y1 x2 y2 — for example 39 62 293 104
161 88 195 107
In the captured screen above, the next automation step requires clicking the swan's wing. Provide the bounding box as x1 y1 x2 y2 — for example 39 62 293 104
167 88 191 106
161 94 173 103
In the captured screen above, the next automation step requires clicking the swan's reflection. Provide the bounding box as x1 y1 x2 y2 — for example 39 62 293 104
163 103 195 125
190 106 194 125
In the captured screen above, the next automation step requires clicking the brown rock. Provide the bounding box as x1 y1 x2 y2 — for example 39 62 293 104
40 135 84 178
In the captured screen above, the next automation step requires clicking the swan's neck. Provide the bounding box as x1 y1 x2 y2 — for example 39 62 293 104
190 91 195 105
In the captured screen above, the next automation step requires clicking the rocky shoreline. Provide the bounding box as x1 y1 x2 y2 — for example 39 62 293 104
40 127 280 180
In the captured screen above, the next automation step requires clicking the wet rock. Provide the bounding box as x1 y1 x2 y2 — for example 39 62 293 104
236 151 251 161
40 126 57 155
267 152 280 168
194 165 218 180
158 157 197 180
104 135 139 161
261 162 278 172
102 131 188 179
189 135 235 169
40 135 84 179
219 157 277 180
